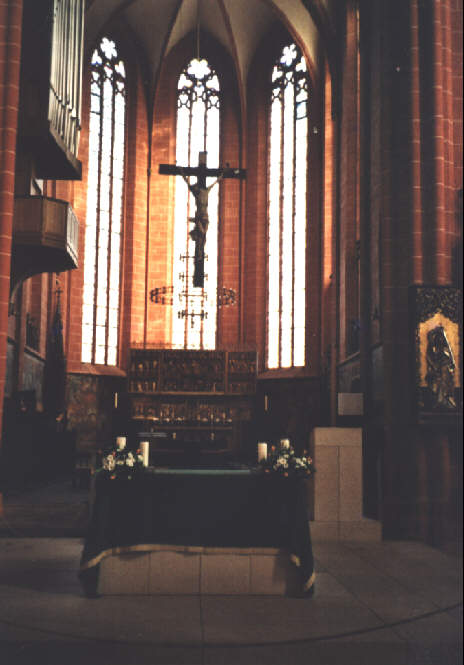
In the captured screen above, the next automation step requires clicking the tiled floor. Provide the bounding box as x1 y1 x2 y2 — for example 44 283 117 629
0 481 462 664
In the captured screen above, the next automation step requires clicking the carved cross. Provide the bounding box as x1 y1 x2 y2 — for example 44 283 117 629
159 151 246 288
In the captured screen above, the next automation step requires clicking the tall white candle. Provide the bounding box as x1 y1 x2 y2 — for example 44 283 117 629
257 442 268 462
280 438 290 449
116 436 126 450
140 441 150 467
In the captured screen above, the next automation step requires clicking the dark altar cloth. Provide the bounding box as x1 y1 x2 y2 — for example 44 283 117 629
79 468 314 596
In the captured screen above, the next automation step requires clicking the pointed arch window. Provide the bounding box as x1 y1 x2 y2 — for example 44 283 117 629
172 58 220 350
81 37 126 365
267 43 309 369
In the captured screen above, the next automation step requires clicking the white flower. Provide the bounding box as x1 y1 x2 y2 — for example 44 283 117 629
104 455 115 471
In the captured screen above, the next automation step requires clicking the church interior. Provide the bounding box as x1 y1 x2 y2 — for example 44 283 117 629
0 0 462 661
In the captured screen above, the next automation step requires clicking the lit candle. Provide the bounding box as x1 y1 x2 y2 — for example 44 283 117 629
116 436 126 450
280 438 290 449
257 442 268 462
140 441 150 467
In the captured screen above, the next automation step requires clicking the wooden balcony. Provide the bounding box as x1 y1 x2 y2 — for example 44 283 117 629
11 196 79 295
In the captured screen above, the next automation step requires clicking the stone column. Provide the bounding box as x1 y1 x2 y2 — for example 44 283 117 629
0 0 24 444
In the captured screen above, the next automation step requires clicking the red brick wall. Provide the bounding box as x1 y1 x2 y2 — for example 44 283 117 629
0 0 23 438
360 0 463 544
123 66 149 356
408 0 463 284
243 35 270 363
321 62 337 420
64 57 89 371
145 48 177 347
338 2 360 360
63 29 244 363
373 0 462 427
65 29 151 372
43 28 244 380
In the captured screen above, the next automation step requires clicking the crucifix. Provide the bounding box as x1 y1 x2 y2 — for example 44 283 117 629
159 151 246 288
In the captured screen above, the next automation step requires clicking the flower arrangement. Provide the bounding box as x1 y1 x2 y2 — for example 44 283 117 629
260 441 315 478
99 442 145 480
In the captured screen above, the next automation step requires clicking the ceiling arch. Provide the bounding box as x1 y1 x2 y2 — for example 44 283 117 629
84 0 330 108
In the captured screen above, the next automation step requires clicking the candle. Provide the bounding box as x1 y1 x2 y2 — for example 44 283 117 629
280 438 290 449
116 436 126 450
140 441 150 467
257 442 268 462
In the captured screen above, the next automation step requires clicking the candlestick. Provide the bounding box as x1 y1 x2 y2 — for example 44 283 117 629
116 436 126 450
257 442 268 462
140 441 150 467
280 438 290 449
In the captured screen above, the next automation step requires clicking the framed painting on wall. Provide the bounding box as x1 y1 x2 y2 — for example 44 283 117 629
411 286 462 422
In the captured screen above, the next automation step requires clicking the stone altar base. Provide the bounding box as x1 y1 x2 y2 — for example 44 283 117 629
98 546 304 596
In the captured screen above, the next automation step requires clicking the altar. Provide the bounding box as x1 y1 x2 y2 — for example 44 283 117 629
79 467 315 597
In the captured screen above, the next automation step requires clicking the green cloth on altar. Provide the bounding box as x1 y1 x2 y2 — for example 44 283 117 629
79 467 314 596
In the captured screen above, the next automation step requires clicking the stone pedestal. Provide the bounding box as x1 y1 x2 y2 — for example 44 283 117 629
337 392 363 416
310 427 381 542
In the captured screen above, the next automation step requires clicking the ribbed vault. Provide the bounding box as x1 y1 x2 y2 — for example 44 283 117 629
84 0 331 108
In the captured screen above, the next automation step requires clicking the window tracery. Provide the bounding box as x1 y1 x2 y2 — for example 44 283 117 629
267 43 309 369
81 37 126 365
172 58 220 350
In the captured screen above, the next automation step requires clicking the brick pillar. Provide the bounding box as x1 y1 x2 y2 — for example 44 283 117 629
377 0 424 539
322 63 337 423
369 0 463 543
418 0 460 285
0 0 23 443
410 0 424 284
338 1 360 360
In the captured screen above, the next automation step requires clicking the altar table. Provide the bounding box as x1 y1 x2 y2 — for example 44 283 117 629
79 467 315 596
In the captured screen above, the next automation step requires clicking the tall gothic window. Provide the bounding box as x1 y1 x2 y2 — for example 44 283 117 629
267 44 309 369
172 58 220 349
81 37 126 365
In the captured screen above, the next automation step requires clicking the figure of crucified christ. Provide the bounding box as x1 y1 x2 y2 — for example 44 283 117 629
159 151 245 288
180 166 225 287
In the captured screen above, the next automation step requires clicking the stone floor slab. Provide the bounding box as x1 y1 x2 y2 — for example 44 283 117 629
0 535 461 665
201 591 383 644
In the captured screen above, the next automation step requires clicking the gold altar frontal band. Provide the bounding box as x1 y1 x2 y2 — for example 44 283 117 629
81 543 315 591
291 554 316 591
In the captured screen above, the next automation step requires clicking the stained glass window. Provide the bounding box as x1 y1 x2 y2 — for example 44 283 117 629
81 37 126 365
267 44 309 369
172 58 220 350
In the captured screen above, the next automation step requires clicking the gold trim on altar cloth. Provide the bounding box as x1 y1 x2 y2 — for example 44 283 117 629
81 543 298 571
